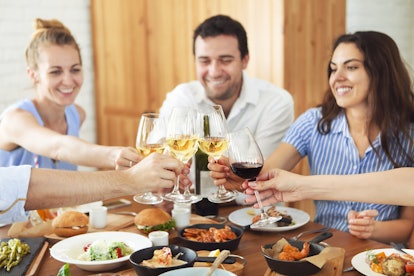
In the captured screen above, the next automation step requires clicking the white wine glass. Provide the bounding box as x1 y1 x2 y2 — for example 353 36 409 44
199 105 235 203
164 107 202 203
133 113 166 204
228 127 278 227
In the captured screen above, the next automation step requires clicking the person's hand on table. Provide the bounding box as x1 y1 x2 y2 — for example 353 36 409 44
207 155 245 191
115 146 142 170
347 209 379 239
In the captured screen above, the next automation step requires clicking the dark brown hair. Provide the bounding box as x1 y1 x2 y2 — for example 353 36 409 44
318 31 414 167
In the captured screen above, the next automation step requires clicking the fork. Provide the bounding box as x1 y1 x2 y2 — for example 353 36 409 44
290 226 330 241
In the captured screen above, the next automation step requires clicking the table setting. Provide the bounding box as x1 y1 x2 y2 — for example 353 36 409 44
0 107 397 275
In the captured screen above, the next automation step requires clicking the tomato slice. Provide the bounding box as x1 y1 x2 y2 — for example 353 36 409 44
116 247 122 258
405 262 414 273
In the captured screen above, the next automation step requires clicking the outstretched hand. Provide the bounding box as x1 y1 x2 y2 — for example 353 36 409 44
242 169 307 208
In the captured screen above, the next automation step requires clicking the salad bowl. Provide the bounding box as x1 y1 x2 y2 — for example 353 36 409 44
50 231 151 272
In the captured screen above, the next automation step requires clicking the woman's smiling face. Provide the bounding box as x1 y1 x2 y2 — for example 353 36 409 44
329 42 371 111
34 44 83 106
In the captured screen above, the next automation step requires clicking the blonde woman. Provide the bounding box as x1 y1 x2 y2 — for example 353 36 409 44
0 18 139 170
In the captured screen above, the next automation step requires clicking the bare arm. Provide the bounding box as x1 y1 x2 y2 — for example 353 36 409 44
24 153 185 210
0 108 140 169
244 168 414 206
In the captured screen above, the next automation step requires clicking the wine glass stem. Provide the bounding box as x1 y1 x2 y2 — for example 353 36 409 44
217 185 228 196
171 175 181 195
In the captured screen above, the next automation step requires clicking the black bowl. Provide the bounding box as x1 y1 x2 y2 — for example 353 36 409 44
178 223 243 251
129 245 196 276
262 240 325 276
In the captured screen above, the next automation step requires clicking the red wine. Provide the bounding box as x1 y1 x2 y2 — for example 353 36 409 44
231 162 263 180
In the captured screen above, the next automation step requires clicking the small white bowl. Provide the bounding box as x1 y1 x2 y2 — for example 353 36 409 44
50 231 151 272
159 267 236 276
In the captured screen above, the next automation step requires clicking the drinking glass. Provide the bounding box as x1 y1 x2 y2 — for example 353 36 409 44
199 105 235 203
228 127 278 227
163 107 202 203
133 113 166 204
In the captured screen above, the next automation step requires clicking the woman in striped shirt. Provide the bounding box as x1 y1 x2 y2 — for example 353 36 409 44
210 31 414 244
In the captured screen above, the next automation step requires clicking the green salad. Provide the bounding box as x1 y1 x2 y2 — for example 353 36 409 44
78 240 133 261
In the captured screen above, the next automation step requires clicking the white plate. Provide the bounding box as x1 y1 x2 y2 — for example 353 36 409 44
228 206 310 232
50 231 151 272
351 248 414 276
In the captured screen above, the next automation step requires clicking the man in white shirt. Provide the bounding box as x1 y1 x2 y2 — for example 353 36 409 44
0 153 185 225
160 15 294 158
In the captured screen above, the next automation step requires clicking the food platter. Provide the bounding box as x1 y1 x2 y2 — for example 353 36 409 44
228 206 310 232
50 231 151 272
351 248 414 276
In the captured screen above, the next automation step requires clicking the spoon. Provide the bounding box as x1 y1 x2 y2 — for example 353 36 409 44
250 191 282 229
206 250 230 276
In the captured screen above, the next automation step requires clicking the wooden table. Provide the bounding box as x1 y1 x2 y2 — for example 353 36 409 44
0 197 390 275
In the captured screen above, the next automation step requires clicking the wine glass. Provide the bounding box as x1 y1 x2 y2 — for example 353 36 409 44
163 107 202 203
198 105 235 203
228 127 279 227
133 113 166 204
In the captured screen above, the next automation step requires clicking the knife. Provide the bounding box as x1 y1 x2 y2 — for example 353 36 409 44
390 242 413 257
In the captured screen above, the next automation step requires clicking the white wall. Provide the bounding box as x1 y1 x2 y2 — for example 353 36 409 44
0 0 413 160
0 0 95 146
347 0 414 72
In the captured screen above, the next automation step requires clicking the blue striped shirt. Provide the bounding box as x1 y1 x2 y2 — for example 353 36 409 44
283 107 414 231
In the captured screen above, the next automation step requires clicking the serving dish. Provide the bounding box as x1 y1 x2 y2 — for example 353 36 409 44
229 206 310 232
261 232 333 276
130 245 196 276
50 231 151 272
178 223 243 251
351 248 414 276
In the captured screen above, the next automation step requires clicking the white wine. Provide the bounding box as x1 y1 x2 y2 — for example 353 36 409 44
136 144 165 157
198 137 228 158
166 136 198 162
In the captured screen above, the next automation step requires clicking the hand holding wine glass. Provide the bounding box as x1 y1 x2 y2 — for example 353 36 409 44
199 105 235 203
164 107 202 203
133 113 166 204
228 127 280 227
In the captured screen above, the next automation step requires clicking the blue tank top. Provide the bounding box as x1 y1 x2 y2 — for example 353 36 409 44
0 99 80 170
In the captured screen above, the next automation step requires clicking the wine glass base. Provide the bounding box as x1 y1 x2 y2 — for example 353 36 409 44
207 191 236 204
163 193 180 202
133 193 163 205
175 194 203 204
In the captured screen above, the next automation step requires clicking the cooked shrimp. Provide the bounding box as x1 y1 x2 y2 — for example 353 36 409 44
278 242 310 261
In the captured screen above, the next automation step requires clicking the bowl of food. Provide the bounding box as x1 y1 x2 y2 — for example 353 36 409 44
178 223 243 251
50 231 151 272
261 232 332 276
129 245 196 276
159 267 236 276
